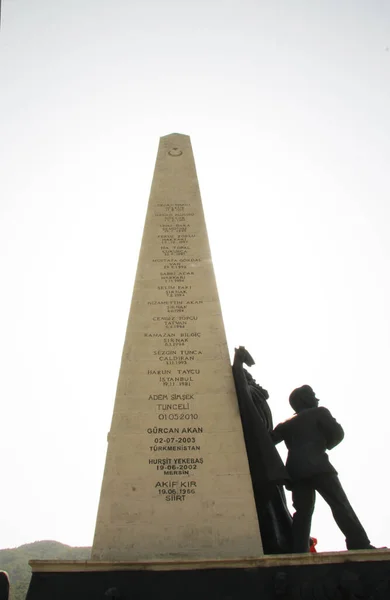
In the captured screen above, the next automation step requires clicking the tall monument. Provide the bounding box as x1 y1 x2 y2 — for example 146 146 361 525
92 133 263 560
26 134 390 600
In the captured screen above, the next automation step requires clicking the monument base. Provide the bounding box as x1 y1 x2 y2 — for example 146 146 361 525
26 550 390 599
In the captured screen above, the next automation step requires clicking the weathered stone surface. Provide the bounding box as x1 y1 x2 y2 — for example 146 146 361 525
92 134 262 560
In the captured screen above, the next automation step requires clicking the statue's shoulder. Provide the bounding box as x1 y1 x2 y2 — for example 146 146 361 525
317 406 333 417
277 414 297 428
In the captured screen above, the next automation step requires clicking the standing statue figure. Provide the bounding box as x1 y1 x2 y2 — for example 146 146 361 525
272 384 374 553
232 346 293 554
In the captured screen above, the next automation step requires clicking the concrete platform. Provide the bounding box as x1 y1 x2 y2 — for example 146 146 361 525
26 549 390 599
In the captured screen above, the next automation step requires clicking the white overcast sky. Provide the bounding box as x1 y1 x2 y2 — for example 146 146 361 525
1 0 390 553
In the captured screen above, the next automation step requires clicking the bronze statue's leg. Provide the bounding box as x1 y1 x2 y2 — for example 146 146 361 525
291 482 315 553
313 473 371 550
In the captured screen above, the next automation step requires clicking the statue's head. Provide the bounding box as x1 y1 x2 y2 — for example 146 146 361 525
289 385 318 413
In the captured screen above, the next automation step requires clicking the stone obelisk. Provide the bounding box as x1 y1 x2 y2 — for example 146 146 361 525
92 134 262 561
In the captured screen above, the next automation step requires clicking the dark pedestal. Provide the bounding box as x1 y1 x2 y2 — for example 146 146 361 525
26 550 390 600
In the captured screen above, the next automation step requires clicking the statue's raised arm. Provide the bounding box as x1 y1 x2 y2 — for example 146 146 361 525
233 345 255 369
233 346 273 431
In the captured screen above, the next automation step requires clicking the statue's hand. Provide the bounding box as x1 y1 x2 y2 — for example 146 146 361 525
234 346 255 367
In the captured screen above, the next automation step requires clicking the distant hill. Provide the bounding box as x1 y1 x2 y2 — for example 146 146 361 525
0 540 90 600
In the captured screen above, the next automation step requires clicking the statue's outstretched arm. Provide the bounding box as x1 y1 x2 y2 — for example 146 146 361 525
232 346 254 409
233 346 255 369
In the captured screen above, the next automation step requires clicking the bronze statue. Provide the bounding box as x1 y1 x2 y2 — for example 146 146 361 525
232 346 293 554
272 384 374 552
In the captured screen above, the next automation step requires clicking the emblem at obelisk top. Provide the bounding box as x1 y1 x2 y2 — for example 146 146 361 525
92 134 262 561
